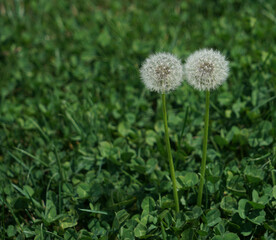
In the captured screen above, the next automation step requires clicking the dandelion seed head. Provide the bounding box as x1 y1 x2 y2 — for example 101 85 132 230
140 53 183 93
184 49 229 91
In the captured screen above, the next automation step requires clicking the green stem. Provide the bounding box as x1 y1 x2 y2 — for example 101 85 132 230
54 147 64 214
197 91 210 207
161 93 179 213
160 221 167 240
269 159 276 186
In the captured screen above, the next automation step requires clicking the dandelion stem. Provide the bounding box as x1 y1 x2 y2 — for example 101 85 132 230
161 93 179 213
269 159 276 186
197 90 210 207
54 147 64 214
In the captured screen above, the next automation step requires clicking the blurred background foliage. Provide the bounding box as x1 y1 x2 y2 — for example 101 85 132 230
0 0 275 239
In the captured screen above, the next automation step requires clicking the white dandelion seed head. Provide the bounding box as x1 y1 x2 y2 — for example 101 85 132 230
184 49 229 91
140 52 183 93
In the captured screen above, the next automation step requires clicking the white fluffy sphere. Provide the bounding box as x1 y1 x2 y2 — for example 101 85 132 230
140 53 183 93
184 49 229 91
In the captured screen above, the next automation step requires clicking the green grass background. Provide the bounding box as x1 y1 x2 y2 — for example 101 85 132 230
0 0 275 239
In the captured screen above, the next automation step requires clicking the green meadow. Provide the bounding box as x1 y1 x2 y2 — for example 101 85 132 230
0 0 275 239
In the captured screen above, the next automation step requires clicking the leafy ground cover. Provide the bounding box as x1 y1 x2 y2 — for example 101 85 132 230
0 0 275 239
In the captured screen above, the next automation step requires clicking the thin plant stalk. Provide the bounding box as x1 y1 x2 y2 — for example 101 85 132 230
160 221 167 240
197 90 210 207
161 93 179 213
54 147 64 214
269 159 276 186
